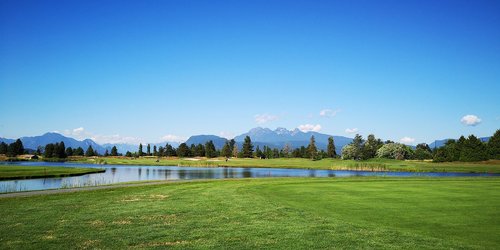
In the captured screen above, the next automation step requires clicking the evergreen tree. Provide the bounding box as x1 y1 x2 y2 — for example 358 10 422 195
488 129 500 159
255 146 263 158
351 134 364 160
85 145 96 157
7 139 24 157
44 143 55 158
229 139 236 152
264 146 273 159
307 135 318 160
125 151 132 157
165 143 176 157
299 146 307 158
153 145 157 156
414 143 432 160
147 144 151 156
111 146 118 156
74 147 84 156
138 143 143 156
195 143 205 157
327 136 336 158
362 134 380 159
205 140 217 158
57 141 67 158
158 146 165 157
460 135 488 161
221 141 232 158
190 144 197 156
242 136 254 158
177 143 190 157
104 150 109 157
65 147 74 157
0 142 8 154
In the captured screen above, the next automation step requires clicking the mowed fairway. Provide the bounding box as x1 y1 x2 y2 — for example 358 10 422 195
0 165 104 180
1 178 499 249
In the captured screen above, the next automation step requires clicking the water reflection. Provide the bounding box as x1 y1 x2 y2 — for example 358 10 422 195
0 161 499 193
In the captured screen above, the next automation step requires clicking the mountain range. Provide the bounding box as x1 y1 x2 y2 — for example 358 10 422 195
1 127 490 155
0 128 352 154
0 132 106 154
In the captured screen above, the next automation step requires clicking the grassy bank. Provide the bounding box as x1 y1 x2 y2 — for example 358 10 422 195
70 156 500 173
0 165 105 180
0 177 499 249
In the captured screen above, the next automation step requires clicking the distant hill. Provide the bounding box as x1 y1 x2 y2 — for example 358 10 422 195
102 142 181 154
185 135 227 149
0 132 106 154
429 137 490 149
234 127 353 154
0 138 15 144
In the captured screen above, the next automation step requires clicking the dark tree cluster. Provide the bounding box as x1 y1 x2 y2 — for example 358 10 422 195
42 142 86 158
0 139 24 157
433 132 498 162
338 130 500 162
124 136 339 161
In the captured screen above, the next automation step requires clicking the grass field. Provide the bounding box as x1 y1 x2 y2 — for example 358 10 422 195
0 177 498 249
0 165 105 180
71 156 500 173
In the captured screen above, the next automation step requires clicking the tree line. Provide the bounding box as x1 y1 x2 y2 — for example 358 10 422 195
1 129 498 162
340 129 500 162
0 139 24 157
122 135 337 160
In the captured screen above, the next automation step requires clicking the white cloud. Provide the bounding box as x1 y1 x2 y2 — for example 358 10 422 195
298 124 322 132
219 131 234 139
460 115 481 126
254 114 278 124
72 127 84 135
319 109 340 117
345 128 359 134
61 127 142 144
400 137 416 145
160 134 186 143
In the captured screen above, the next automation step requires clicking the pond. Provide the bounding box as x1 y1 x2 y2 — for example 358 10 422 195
1 161 498 193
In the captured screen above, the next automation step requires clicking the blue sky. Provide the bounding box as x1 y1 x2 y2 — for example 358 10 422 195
1 0 499 145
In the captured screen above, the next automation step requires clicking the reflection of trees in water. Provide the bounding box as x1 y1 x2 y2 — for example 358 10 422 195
223 168 237 179
328 171 336 177
178 169 187 179
111 168 117 176
309 170 316 177
242 168 252 178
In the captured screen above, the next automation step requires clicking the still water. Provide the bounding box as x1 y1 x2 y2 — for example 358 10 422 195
1 161 498 193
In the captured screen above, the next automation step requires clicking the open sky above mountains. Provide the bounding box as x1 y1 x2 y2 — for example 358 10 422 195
1 0 499 144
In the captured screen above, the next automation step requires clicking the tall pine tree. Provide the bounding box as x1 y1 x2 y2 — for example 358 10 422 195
242 136 254 158
327 136 336 158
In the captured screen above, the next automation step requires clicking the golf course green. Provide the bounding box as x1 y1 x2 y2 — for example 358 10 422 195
1 177 499 249
0 165 104 180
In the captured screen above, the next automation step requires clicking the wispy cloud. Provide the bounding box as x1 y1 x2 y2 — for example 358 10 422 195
61 127 143 144
160 134 186 143
298 124 322 132
319 108 340 117
219 131 234 139
254 114 279 124
345 128 359 134
400 136 415 145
